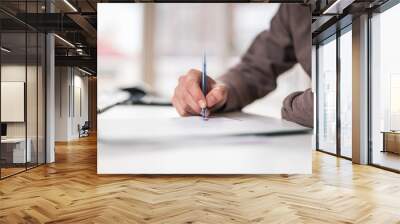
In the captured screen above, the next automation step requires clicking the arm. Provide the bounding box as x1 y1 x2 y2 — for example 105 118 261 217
171 4 313 126
218 5 297 111
281 88 314 128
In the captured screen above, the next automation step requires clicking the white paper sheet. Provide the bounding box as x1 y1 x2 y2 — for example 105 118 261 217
98 134 312 174
98 111 310 142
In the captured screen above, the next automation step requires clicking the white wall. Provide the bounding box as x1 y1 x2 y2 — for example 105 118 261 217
72 73 89 138
1 65 37 138
1 63 47 164
55 67 89 141
55 66 69 141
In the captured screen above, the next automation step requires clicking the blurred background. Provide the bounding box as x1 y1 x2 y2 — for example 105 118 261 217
97 3 311 118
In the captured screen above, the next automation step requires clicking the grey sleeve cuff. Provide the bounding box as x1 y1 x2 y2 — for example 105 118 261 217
281 88 314 128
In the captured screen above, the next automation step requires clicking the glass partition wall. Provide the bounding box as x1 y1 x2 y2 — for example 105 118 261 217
370 2 400 172
339 28 352 159
0 31 28 177
317 35 337 155
0 2 46 179
316 0 400 171
316 25 353 159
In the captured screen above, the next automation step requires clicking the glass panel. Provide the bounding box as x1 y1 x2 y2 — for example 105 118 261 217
317 37 337 154
339 30 352 158
26 0 39 169
0 1 46 178
27 30 38 169
38 33 45 165
0 1 29 33
39 1 46 14
371 4 400 171
1 31 27 177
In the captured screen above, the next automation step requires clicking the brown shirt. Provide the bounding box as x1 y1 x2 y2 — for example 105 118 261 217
218 4 313 128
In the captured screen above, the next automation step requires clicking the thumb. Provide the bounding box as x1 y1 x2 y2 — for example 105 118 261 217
206 84 228 109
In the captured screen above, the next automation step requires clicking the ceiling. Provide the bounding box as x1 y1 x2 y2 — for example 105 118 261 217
0 0 99 73
1 0 392 74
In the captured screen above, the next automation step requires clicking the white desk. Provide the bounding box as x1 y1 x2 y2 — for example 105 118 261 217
1 138 31 163
98 105 312 174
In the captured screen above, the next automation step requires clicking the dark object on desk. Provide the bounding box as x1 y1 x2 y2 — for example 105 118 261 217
121 86 146 103
98 86 172 114
382 131 400 154
121 86 172 106
79 121 90 138
1 123 7 137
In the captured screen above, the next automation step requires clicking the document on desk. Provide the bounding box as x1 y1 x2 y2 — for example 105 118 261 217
98 112 311 142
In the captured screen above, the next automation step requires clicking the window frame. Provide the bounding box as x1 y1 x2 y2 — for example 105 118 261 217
315 17 353 161
0 0 47 180
367 0 400 173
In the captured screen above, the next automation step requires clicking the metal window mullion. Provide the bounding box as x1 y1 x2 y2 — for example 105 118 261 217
336 29 341 157
315 44 320 150
36 0 39 167
44 0 47 165
367 11 373 165
25 0 28 171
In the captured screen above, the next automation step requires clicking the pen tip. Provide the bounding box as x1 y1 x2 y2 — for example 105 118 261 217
200 108 209 121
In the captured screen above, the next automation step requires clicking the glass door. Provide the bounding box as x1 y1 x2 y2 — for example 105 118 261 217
1 30 28 178
0 1 47 179
317 36 337 155
339 28 352 158
27 30 38 169
370 2 400 171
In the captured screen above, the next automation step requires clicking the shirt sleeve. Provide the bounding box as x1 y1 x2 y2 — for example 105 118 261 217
218 4 297 111
281 88 314 128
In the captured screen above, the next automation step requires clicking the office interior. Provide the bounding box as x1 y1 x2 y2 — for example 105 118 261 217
313 0 400 172
1 0 400 223
0 0 97 179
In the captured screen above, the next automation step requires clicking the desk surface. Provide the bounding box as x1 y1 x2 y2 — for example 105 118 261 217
98 105 312 174
381 131 400 134
1 138 26 143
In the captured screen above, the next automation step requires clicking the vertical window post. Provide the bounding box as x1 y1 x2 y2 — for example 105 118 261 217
352 14 369 164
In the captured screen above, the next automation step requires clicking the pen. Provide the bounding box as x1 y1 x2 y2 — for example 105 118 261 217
201 53 208 120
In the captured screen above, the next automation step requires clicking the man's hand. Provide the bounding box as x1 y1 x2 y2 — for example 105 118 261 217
172 69 228 116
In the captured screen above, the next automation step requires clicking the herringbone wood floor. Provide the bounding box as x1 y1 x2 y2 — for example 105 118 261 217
1 134 400 224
